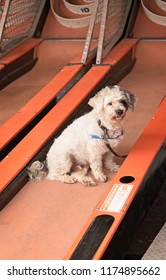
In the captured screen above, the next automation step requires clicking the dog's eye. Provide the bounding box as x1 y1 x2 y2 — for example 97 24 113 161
107 102 112 106
120 100 128 108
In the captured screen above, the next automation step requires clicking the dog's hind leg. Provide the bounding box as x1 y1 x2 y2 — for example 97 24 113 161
47 168 77 183
46 153 77 183
47 173 77 184
71 166 96 186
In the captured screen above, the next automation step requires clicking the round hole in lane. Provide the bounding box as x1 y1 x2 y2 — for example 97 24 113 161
120 176 135 183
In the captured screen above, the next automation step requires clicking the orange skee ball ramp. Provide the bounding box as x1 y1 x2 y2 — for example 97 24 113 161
0 0 165 260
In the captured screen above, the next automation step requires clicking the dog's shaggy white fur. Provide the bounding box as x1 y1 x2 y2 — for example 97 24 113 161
28 85 137 186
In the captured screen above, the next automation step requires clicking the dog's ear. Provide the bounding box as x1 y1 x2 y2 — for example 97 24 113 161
88 93 104 111
124 90 138 111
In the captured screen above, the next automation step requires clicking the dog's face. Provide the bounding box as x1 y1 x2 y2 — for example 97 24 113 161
88 85 137 122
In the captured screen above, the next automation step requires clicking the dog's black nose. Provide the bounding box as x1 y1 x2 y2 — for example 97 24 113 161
116 109 123 116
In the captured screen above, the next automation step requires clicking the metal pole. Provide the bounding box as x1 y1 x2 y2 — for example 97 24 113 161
81 0 99 64
0 0 11 45
96 0 108 64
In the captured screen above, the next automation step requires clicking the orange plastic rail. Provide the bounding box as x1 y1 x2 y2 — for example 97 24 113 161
0 38 42 65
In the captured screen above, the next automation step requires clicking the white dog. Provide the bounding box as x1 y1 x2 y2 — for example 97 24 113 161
28 85 137 186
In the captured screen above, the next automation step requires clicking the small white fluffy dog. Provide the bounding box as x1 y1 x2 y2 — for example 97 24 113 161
28 85 137 186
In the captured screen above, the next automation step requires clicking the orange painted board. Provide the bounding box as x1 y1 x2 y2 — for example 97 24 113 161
0 65 111 192
0 38 42 64
65 96 166 260
0 64 83 150
102 38 138 65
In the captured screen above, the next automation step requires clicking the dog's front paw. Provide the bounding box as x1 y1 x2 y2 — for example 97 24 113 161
83 177 96 187
95 173 107 182
110 163 120 172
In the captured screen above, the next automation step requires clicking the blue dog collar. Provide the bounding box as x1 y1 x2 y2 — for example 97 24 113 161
90 130 124 140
